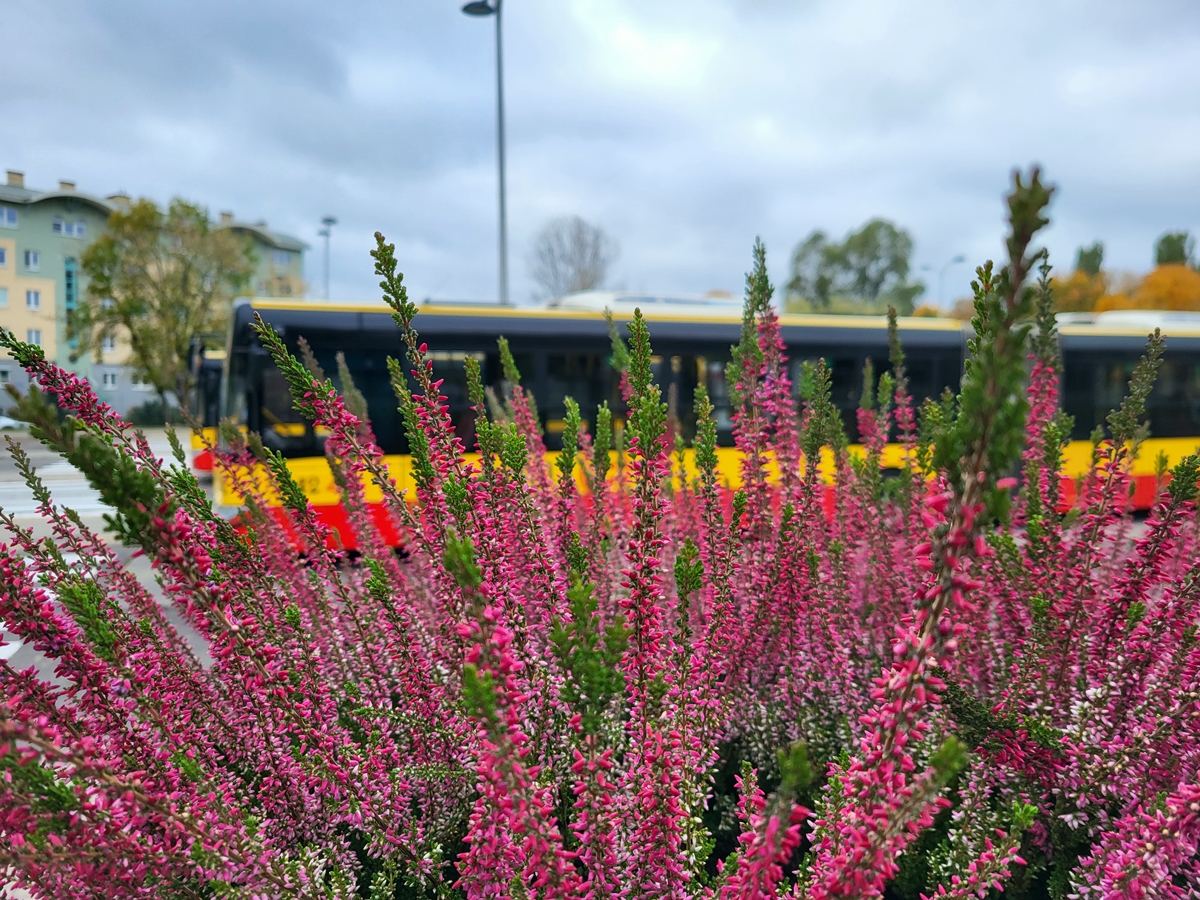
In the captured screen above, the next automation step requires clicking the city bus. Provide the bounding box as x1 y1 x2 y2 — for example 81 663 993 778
189 348 225 476
215 296 1200 545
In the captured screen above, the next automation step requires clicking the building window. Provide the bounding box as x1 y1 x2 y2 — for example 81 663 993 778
27 329 41 346
0 247 6 266
101 373 118 389
131 373 153 391
24 250 39 271
0 369 8 384
52 217 86 237
0 206 15 228
25 290 40 310
102 335 116 351
0 288 7 307
272 249 292 267
64 257 77 308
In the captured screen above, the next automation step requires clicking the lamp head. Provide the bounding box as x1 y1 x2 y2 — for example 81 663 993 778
462 1 495 15
951 254 965 264
321 215 338 228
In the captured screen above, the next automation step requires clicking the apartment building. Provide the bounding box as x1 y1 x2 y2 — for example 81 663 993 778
0 169 308 416
217 211 308 299
0 169 120 401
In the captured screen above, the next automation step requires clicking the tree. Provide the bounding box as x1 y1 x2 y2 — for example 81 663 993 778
1052 270 1107 312
1075 240 1104 276
75 198 254 411
1054 242 1107 314
528 215 618 300
1097 264 1200 312
1154 230 1195 267
785 218 925 314
787 231 835 308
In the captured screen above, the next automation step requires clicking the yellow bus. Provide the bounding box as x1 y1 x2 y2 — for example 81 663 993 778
216 297 1200 546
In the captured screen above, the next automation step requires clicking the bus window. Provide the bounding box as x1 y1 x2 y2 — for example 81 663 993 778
197 364 222 427
546 352 607 410
705 358 735 444
545 352 610 450
429 352 486 448
904 356 935 404
262 364 304 430
1147 357 1200 438
1063 353 1139 441
1062 356 1095 440
486 351 534 414
829 356 859 425
791 355 861 440
666 354 702 444
259 361 317 455
1099 361 1136 415
351 348 494 456
225 351 248 428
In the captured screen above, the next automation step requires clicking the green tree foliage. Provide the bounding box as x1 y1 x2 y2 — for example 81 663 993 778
1154 230 1195 267
74 198 254 410
786 218 925 314
1074 241 1104 276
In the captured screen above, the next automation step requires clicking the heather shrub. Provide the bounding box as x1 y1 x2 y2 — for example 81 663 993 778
1 169 1198 899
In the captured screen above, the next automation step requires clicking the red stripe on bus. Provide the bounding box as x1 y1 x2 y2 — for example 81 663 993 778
249 503 405 552
1057 473 1160 512
233 475 1164 553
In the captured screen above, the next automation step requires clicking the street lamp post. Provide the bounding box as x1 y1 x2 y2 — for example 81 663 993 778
938 254 966 307
462 0 509 306
924 254 967 308
319 216 337 300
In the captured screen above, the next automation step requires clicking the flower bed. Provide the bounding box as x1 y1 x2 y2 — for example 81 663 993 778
0 170 1197 899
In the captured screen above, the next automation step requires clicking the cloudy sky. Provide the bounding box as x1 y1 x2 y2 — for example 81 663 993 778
5 0 1199 307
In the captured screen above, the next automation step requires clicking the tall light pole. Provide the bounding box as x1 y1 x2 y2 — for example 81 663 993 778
924 254 967 308
462 0 509 305
938 254 966 308
319 215 337 300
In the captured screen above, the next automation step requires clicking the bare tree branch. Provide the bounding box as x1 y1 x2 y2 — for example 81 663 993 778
528 216 618 301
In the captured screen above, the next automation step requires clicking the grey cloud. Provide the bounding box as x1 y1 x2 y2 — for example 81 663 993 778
3 0 1199 306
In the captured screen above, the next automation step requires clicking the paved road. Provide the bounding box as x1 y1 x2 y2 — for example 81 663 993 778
0 427 185 516
0 425 214 676
0 429 65 480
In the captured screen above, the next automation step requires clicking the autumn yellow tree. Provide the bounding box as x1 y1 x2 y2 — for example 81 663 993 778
1097 264 1200 311
1052 269 1107 312
1050 241 1108 312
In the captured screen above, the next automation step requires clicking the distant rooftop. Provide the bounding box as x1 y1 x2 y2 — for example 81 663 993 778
0 171 308 253
0 169 117 215
215 210 308 252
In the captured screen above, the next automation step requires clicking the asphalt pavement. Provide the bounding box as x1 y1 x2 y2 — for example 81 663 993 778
0 426 214 680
